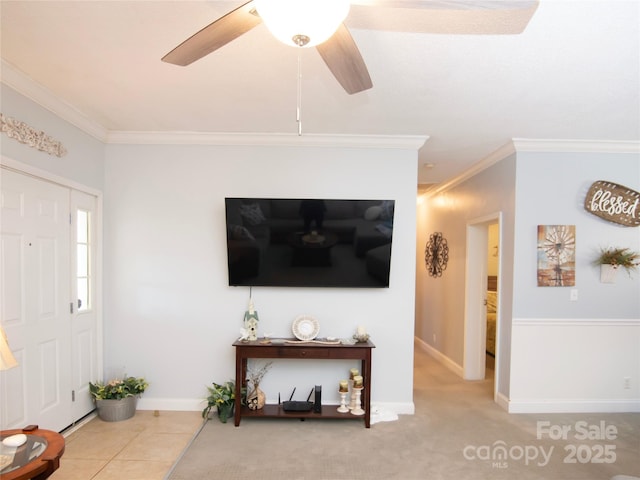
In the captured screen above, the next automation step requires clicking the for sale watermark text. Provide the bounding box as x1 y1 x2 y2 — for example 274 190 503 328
536 420 617 441
463 420 618 469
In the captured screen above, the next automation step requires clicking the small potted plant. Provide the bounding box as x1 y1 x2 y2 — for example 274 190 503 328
202 380 237 423
89 376 149 422
594 247 640 282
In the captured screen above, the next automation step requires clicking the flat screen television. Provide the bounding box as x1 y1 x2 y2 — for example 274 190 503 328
225 198 395 287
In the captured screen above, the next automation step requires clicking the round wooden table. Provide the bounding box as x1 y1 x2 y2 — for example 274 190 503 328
0 428 65 480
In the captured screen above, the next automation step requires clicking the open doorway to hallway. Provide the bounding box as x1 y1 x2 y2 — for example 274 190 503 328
463 213 501 401
485 222 499 381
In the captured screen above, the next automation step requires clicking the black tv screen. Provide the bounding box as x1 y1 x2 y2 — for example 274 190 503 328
225 198 395 287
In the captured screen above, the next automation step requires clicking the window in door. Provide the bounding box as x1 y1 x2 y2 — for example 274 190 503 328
76 209 91 312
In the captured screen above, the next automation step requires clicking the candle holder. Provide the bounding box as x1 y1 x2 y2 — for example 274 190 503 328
337 390 349 413
351 386 364 416
348 379 356 410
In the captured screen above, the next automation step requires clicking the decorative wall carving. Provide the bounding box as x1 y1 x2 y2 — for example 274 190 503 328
0 113 67 157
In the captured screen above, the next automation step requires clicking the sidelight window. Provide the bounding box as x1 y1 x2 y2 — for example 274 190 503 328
76 209 91 311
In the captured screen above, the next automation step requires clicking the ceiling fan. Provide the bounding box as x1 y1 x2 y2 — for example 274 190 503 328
162 0 539 95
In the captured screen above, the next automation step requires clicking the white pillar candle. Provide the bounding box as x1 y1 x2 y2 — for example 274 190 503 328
357 325 366 336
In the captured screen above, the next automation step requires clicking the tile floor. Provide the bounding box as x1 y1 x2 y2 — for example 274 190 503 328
50 410 203 480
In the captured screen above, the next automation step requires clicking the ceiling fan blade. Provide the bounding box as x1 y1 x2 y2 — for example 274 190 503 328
354 0 537 9
316 24 372 95
348 0 539 34
162 1 260 66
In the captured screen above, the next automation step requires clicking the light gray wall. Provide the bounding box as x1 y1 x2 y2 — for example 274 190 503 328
1 85 104 190
509 150 639 412
513 151 640 319
103 143 419 412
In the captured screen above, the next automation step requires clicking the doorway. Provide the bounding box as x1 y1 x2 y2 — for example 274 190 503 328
0 163 101 431
463 213 501 401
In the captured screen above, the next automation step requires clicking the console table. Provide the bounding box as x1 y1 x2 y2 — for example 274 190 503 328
233 339 375 428
0 427 65 480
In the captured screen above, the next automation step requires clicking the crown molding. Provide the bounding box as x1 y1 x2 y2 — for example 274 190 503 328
1 60 427 150
105 131 428 150
426 138 640 197
426 142 517 197
512 138 640 154
1 60 108 142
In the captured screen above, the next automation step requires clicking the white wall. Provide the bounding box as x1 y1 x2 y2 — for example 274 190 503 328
509 150 639 412
104 142 419 413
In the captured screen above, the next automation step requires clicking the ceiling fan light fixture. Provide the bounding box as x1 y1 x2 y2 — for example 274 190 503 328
254 0 350 48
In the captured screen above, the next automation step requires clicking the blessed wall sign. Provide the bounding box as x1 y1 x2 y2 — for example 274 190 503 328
584 181 639 227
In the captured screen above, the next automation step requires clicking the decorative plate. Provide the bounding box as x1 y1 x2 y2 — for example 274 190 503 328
292 315 320 341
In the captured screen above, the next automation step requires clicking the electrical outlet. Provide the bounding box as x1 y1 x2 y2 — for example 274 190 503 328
570 289 578 301
624 377 631 389
433 333 436 344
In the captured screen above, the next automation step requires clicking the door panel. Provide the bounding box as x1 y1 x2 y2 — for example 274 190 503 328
1 168 72 431
1 350 25 427
1 234 22 323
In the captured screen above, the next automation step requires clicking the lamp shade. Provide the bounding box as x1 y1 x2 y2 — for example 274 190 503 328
0 326 18 370
254 0 350 47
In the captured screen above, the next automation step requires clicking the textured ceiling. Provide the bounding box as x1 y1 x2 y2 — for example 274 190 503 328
1 0 638 188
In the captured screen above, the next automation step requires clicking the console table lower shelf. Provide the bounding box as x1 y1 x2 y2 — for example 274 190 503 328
240 404 366 421
232 339 375 428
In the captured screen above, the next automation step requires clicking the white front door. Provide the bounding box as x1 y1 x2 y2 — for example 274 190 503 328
70 189 99 421
1 168 72 431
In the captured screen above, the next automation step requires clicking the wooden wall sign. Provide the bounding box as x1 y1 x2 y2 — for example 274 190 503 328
584 181 639 227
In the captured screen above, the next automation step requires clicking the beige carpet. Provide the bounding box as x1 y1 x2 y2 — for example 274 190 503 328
166 348 640 480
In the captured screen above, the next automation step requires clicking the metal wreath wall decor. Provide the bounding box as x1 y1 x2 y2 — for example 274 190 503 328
425 232 449 278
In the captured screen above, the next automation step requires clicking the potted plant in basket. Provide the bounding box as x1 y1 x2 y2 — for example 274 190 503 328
594 247 640 282
202 380 239 423
89 376 149 422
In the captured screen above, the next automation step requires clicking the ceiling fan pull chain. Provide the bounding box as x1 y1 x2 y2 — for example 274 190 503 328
297 50 302 136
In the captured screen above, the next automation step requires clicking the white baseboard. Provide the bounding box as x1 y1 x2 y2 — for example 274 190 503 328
495 392 510 411
136 398 415 416
372 401 415 415
414 336 464 377
508 398 640 413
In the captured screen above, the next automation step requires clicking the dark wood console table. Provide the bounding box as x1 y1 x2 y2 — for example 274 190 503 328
233 339 375 428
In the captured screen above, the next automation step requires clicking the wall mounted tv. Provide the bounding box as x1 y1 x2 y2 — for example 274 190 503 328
225 198 395 288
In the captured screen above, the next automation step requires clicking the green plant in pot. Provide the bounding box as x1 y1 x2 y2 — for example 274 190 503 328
594 247 640 278
202 380 240 423
89 376 149 422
